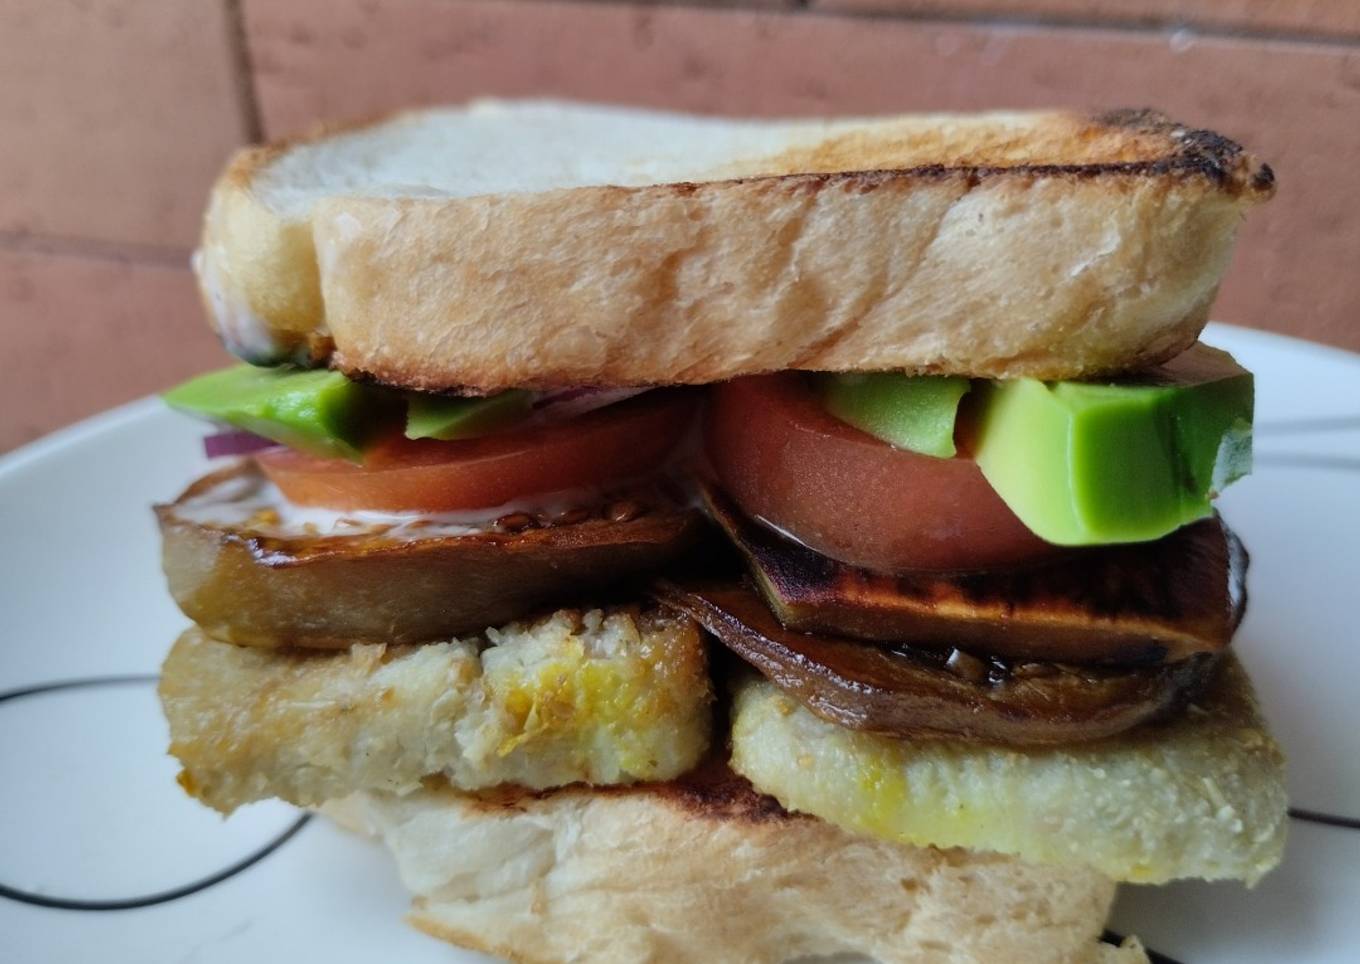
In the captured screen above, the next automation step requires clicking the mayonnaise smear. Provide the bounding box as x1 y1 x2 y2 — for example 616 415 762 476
170 466 641 542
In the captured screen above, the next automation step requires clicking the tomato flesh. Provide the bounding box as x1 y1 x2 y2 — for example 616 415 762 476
705 374 1057 572
258 391 696 512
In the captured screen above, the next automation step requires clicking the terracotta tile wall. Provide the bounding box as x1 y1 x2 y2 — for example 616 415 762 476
2 0 1356 451
0 0 247 451
0 248 227 446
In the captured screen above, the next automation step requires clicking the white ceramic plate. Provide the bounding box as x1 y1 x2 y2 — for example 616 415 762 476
1 323 1357 964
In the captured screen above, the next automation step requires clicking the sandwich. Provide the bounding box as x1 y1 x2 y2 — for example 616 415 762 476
155 100 1286 963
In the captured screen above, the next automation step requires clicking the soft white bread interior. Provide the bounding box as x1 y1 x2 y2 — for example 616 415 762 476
199 100 1272 387
160 607 711 814
732 654 1286 885
324 765 1148 964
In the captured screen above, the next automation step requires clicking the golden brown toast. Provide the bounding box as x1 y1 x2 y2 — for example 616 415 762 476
197 101 1272 388
323 762 1148 963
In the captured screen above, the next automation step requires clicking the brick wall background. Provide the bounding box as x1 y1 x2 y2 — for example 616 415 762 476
2 0 1356 451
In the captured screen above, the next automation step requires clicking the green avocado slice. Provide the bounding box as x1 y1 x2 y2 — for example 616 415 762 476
816 373 971 457
973 344 1253 546
164 364 391 462
405 390 533 441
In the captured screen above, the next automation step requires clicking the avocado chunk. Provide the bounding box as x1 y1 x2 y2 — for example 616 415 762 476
816 373 971 457
405 389 533 441
973 343 1253 546
164 364 389 461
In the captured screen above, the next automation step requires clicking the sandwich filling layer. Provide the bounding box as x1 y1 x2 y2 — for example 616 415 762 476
161 607 713 814
158 461 702 648
730 656 1286 884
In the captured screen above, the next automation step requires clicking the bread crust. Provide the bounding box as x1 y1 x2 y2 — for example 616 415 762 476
198 103 1272 386
324 763 1148 963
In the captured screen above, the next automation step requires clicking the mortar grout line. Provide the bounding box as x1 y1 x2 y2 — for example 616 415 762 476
543 0 1360 49
224 0 265 144
800 4 1360 48
0 232 193 270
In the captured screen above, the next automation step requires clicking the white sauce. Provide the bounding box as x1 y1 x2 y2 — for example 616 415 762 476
170 468 636 542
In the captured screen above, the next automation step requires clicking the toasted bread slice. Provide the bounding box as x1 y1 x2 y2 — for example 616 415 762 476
160 606 712 814
732 654 1287 885
199 100 1271 388
323 764 1148 964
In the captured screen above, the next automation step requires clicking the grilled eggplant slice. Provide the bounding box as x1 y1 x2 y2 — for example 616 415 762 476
652 580 1216 745
158 462 704 648
705 483 1244 666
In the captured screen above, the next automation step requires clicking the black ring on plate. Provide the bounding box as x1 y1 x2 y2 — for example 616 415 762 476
1102 931 1184 964
1289 809 1360 832
0 674 313 912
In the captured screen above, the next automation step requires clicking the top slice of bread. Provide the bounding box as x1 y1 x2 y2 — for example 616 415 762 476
198 100 1273 389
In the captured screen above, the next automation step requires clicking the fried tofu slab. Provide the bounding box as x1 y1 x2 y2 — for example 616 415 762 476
161 606 712 813
732 654 1286 884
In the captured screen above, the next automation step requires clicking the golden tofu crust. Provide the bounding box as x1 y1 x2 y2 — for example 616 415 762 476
160 606 712 814
731 654 1286 884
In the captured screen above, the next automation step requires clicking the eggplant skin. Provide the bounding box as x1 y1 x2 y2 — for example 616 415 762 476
730 658 1287 885
704 482 1245 666
653 581 1216 746
156 467 705 649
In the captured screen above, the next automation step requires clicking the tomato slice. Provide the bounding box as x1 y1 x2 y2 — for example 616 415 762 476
705 374 1058 572
258 391 696 512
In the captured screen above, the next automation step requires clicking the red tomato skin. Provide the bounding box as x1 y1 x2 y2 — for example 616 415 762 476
259 391 697 512
705 374 1058 573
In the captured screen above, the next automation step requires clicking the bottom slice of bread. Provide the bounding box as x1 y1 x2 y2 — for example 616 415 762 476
323 764 1147 964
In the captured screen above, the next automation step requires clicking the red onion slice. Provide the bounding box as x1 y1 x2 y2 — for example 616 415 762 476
203 391 649 459
203 430 281 459
532 387 650 422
